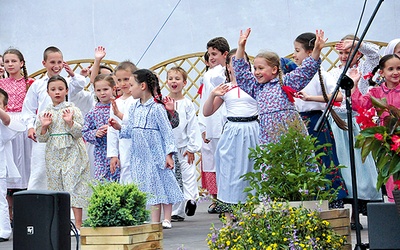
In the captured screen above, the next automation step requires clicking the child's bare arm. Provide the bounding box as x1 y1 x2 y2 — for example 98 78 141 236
90 46 107 84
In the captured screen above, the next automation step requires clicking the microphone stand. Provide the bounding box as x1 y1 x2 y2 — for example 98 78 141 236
313 1 384 249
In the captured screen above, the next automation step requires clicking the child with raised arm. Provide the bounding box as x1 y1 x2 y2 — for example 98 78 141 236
0 49 34 224
203 49 258 221
35 75 90 231
0 88 25 242
22 46 86 190
82 74 119 182
292 32 348 209
232 28 325 144
109 69 183 229
166 66 202 222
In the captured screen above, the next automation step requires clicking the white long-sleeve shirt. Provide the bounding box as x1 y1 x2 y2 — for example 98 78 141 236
198 66 227 140
172 97 202 152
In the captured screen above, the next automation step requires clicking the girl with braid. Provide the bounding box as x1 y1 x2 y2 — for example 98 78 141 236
232 28 325 144
109 69 183 229
0 49 34 226
293 32 348 209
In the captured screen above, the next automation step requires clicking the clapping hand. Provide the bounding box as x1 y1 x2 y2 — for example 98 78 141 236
40 112 53 127
62 109 74 127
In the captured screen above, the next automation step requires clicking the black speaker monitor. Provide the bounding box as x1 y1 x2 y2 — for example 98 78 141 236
13 190 71 250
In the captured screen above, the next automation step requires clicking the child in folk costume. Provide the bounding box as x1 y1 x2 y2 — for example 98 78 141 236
36 75 90 230
109 69 183 229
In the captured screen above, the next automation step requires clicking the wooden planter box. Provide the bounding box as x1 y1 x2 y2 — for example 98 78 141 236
319 209 351 250
80 223 163 250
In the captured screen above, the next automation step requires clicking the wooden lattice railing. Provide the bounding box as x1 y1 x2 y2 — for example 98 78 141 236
29 41 388 185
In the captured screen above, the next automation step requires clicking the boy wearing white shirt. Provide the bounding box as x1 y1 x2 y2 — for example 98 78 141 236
198 37 229 213
22 46 86 190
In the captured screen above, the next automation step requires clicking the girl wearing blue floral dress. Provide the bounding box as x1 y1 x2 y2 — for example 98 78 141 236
82 74 120 182
232 28 326 144
109 69 183 229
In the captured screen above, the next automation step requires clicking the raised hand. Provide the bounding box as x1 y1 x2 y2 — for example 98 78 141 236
40 112 53 127
94 46 106 61
62 109 74 127
314 30 327 52
163 96 176 112
80 64 92 77
239 28 251 48
335 39 356 51
348 67 361 84
63 62 75 77
311 30 328 61
212 83 230 97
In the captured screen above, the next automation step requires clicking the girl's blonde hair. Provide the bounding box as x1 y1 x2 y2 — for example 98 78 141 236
93 74 116 89
255 51 283 84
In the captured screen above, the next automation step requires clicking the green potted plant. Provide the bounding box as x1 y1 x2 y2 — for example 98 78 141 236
80 182 162 249
242 119 342 208
355 96 400 215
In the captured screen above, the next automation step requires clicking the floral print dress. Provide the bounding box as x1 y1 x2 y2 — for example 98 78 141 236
120 98 184 205
36 102 90 208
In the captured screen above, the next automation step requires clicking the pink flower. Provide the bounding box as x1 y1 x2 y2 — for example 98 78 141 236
374 133 384 141
390 135 400 152
356 107 377 129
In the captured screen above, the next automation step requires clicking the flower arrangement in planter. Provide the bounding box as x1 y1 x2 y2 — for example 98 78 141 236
207 201 347 249
207 120 350 249
242 119 342 204
81 182 163 249
355 96 400 215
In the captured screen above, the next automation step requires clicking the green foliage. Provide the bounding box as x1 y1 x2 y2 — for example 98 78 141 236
83 182 150 227
207 201 346 249
242 122 341 202
355 97 400 189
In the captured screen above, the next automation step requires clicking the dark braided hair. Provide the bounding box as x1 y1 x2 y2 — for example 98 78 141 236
368 54 400 86
225 48 251 83
3 48 30 91
133 69 164 106
296 32 348 130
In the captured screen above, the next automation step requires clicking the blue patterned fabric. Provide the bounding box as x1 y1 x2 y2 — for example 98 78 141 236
120 99 184 205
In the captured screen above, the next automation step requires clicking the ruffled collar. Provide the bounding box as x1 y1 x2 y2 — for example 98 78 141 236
50 101 73 110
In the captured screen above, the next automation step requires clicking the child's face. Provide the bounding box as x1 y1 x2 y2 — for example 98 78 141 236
338 48 361 67
115 70 132 96
293 41 311 66
0 57 5 77
167 70 186 95
129 76 142 99
47 80 68 106
94 80 114 104
380 58 400 85
3 53 24 76
207 47 227 68
42 52 64 77
253 57 278 84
